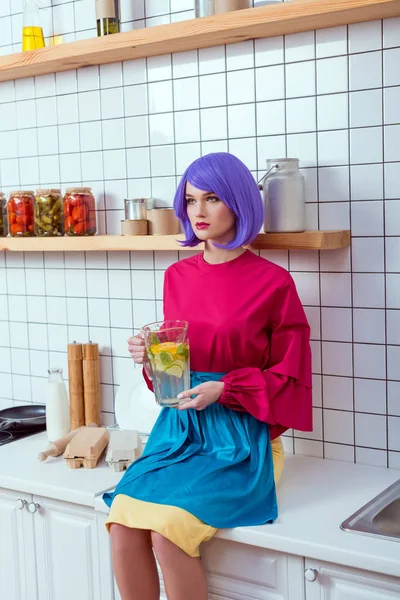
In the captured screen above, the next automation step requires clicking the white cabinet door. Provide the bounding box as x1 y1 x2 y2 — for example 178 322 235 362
33 495 102 600
202 538 304 599
305 559 400 600
0 488 37 600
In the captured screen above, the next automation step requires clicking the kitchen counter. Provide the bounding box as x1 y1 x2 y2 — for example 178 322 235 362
1 431 399 578
94 454 400 578
0 431 121 507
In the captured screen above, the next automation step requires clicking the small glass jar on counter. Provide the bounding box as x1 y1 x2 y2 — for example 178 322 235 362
0 193 8 237
8 190 35 237
63 188 96 236
34 189 64 237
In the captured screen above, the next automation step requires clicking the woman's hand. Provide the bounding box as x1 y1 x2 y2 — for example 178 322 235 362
177 381 225 411
127 331 147 365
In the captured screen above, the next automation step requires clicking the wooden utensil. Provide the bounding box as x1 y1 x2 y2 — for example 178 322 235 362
68 342 85 429
83 342 101 426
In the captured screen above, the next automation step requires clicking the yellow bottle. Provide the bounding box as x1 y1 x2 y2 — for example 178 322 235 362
22 1 45 52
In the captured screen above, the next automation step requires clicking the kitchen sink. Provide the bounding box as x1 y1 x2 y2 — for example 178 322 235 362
341 479 400 543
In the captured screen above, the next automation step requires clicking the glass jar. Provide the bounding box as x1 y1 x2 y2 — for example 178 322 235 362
34 189 64 237
63 187 96 236
0 193 8 237
8 190 35 237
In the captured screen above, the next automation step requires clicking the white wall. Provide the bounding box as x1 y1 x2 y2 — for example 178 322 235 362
0 1 399 469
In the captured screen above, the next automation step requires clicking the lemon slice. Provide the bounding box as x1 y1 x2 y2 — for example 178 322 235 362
165 364 183 378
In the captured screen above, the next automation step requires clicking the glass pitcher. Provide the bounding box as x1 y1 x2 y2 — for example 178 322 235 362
143 320 190 407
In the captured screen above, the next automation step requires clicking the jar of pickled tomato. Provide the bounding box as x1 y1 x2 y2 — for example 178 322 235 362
63 188 96 236
8 190 35 237
0 193 8 237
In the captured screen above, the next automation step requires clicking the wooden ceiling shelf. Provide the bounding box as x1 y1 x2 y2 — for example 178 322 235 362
0 231 350 252
0 0 399 83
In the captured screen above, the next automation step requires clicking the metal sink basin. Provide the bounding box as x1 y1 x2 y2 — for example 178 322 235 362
341 479 400 543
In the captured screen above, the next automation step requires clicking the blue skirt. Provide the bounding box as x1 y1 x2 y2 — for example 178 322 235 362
103 372 277 529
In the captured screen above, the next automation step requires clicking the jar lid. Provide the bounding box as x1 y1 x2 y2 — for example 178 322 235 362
66 187 92 194
10 190 34 196
36 189 62 195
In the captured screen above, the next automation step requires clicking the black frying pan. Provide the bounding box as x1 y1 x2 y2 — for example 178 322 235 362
0 405 46 433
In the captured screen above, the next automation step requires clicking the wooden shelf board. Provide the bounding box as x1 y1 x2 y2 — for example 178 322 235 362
0 231 350 252
1 0 399 82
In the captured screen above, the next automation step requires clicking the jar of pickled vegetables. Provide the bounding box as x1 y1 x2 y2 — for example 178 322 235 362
64 188 96 236
8 190 35 237
34 189 64 237
0 193 8 237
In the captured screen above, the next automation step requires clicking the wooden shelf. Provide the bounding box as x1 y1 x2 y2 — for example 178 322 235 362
0 231 350 252
1 0 399 82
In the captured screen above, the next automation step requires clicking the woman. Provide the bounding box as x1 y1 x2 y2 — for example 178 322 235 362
103 152 312 600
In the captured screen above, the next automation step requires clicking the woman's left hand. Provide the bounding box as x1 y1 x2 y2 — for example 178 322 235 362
177 381 225 411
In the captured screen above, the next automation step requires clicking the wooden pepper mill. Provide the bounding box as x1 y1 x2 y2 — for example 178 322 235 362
67 342 85 430
83 342 101 426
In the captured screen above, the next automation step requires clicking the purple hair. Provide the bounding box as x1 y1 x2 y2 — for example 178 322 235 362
173 152 264 249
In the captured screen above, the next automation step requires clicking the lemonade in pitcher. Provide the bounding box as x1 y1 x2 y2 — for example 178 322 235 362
143 321 190 407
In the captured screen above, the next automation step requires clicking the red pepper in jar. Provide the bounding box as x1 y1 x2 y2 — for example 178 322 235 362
8 191 35 237
63 188 96 236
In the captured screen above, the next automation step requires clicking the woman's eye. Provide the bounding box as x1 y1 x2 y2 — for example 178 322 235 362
186 198 196 205
207 196 219 203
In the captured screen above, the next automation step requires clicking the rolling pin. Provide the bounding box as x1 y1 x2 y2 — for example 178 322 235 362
83 342 101 426
68 342 85 430
37 424 98 462
37 428 83 462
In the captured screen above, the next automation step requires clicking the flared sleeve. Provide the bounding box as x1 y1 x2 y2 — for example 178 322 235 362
218 278 312 440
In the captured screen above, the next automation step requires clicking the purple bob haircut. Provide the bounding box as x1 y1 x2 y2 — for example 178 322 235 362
173 152 264 249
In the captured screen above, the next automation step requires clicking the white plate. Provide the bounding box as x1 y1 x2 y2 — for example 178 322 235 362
115 368 161 435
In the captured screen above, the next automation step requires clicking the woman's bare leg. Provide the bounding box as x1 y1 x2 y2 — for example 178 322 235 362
110 524 160 600
151 532 208 600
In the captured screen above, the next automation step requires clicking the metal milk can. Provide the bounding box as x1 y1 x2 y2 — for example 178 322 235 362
260 158 306 233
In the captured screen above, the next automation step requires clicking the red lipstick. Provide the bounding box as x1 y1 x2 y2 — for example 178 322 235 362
195 222 210 230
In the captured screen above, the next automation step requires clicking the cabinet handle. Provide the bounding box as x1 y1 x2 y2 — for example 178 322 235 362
305 568 318 582
28 502 40 514
16 498 27 510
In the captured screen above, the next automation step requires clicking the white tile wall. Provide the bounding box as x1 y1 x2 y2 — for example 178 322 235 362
0 4 400 468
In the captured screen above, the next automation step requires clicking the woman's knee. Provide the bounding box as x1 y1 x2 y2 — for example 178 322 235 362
110 524 150 554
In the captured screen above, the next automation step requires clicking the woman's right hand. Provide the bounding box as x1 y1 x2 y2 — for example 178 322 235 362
128 331 147 365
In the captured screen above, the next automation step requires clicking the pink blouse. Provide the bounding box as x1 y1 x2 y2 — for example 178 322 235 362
146 250 312 441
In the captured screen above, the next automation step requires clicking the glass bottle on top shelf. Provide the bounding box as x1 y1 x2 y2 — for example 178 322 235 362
34 189 64 237
0 193 8 237
22 0 45 51
95 0 120 36
64 188 97 236
8 191 35 237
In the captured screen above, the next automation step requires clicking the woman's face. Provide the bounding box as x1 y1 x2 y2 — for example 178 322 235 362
185 182 236 244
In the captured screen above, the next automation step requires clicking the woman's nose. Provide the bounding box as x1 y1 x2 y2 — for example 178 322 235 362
195 203 206 218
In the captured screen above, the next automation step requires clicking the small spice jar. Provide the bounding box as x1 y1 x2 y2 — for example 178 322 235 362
63 187 96 236
0 193 8 237
34 189 64 237
8 190 35 237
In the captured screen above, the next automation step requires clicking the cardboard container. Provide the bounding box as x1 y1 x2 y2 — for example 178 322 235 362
147 209 179 235
63 426 109 469
121 219 148 235
105 430 143 472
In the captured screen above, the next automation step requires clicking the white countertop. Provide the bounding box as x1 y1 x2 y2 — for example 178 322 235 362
0 431 121 507
2 432 399 578
94 454 400 578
